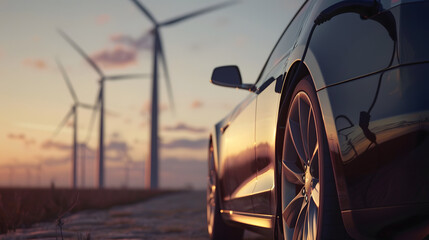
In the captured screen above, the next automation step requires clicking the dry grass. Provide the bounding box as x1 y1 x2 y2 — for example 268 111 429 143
0 187 171 234
160 226 185 233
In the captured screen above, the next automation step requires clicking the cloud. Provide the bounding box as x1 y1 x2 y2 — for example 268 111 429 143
109 160 144 171
0 161 41 169
163 122 207 133
106 140 131 153
104 139 133 162
41 156 70 166
40 138 131 162
96 14 110 25
78 143 96 154
140 100 168 116
22 58 47 70
41 140 71 151
8 133 36 147
106 110 121 118
8 133 25 140
191 100 204 109
161 138 208 150
110 132 121 139
40 139 129 163
111 31 153 50
39 141 98 166
91 46 137 68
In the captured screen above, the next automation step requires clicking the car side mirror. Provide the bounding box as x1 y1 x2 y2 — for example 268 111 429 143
211 65 254 91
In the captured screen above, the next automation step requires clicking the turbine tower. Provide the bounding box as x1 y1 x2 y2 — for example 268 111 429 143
80 143 86 188
58 30 149 188
130 0 235 189
121 148 134 188
53 59 96 188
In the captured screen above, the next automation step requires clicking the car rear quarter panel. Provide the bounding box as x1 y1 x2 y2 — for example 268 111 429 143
318 62 429 237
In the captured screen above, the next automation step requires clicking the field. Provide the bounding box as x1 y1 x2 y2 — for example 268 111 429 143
0 187 170 234
2 191 268 240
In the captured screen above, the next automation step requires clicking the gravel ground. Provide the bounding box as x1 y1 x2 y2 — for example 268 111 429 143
1 191 270 240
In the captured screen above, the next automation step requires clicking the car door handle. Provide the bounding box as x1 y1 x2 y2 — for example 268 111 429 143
221 122 230 134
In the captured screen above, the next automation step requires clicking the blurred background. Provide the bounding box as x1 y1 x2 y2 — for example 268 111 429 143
0 0 302 190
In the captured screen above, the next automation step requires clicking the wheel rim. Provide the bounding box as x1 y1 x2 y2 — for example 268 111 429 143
207 145 216 235
282 91 320 240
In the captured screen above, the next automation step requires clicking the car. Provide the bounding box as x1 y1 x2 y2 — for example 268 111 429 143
206 0 429 239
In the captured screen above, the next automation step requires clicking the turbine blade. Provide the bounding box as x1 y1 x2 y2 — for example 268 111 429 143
53 108 74 137
56 58 78 103
157 35 175 113
57 29 104 78
78 103 96 110
105 73 151 81
159 1 237 27
130 0 158 25
85 89 101 142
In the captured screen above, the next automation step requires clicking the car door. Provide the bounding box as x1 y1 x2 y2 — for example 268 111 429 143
221 93 257 213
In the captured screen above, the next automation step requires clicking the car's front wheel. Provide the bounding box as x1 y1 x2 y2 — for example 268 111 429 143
279 76 347 240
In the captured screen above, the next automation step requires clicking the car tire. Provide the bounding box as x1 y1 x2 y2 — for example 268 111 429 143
278 75 348 240
207 143 244 240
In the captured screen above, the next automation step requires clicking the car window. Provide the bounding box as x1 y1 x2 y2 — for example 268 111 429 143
255 1 310 89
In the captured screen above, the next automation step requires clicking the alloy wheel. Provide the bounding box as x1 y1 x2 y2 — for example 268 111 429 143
282 91 320 240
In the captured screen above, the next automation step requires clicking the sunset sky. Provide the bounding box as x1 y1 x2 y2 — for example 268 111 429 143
0 0 302 189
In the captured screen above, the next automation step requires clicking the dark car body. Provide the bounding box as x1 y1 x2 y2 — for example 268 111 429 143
208 0 429 238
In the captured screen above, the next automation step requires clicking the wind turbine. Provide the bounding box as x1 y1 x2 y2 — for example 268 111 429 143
120 148 134 188
53 59 96 189
130 0 236 189
58 30 149 188
80 142 87 188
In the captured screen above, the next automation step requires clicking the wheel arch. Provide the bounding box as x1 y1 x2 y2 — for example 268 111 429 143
272 60 312 238
275 60 311 169
275 58 345 208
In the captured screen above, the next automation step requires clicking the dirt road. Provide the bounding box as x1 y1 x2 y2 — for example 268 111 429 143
2 191 269 240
